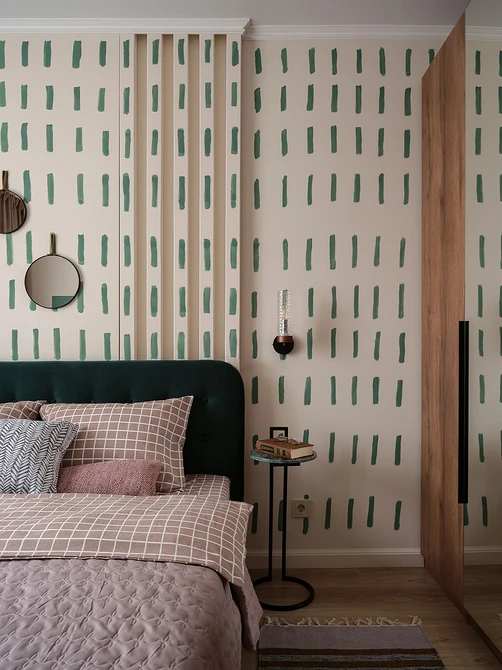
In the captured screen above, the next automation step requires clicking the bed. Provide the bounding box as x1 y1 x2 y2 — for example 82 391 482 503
0 359 261 670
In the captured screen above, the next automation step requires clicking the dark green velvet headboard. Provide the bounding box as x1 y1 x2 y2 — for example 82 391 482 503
0 360 245 501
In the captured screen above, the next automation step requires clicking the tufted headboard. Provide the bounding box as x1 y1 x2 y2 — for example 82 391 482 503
0 360 245 501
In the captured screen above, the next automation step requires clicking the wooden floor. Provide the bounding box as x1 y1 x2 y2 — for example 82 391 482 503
465 566 502 654
242 568 502 669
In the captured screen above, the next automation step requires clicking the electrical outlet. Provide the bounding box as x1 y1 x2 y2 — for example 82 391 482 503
291 499 312 518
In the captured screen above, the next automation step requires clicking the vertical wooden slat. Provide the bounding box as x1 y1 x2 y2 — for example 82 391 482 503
421 13 465 606
199 34 215 359
146 34 163 359
173 34 189 360
120 34 136 361
225 34 241 366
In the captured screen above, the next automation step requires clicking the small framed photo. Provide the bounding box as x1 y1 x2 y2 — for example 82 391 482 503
270 426 288 440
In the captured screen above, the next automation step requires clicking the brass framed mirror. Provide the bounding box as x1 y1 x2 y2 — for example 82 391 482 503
0 171 27 234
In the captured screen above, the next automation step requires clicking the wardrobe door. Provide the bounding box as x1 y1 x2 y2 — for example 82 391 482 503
422 13 466 607
464 0 502 656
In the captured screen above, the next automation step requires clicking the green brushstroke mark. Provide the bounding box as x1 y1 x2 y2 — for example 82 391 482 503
476 86 482 114
355 126 362 154
404 129 411 158
304 377 311 406
254 179 260 209
46 124 54 152
101 235 108 267
255 48 262 74
252 330 258 359
404 88 411 116
178 38 185 65
307 328 313 360
204 128 211 157
101 283 109 315
151 38 159 65
399 333 406 363
203 332 211 359
307 84 314 111
354 174 361 202
203 287 211 314
307 126 314 153
32 329 39 359
398 284 405 318
328 375 336 405
44 41 52 68
177 128 185 156
482 497 488 527
251 377 258 404
204 82 210 109
280 85 286 111
281 128 288 156
26 231 32 264
479 234 485 268
500 128 502 155
355 85 362 113
203 238 210 270
404 173 410 205
330 173 337 202
231 126 239 154
352 376 358 405
282 238 289 270
231 41 239 66
347 499 354 529
251 504 258 534
351 436 358 465
331 328 337 358
151 85 158 113
429 49 435 64
77 173 84 204
353 285 359 318
8 279 14 309
204 39 211 63
254 130 260 158
254 88 261 113
371 435 378 465
329 235 336 269
21 123 28 151
230 238 238 269
21 85 27 110
77 235 85 265
331 85 338 112
406 48 412 76
252 292 258 319
180 83 186 109
124 235 131 267
475 128 481 155
278 375 285 404
329 433 335 463
124 334 132 360
151 333 159 360
331 287 337 319
204 175 211 210
123 286 130 316
479 285 484 317
23 171 31 202
102 130 110 157
325 499 332 530
75 127 83 152
306 238 312 271
477 175 483 203
394 502 402 530
374 236 381 266
379 174 384 204
149 286 158 318
103 333 111 362
475 50 481 75
11 330 18 361
308 287 314 317
53 328 61 360
400 238 406 268
44 83 52 109
179 287 186 318
374 332 381 361
178 176 185 210
72 40 82 68
378 128 384 156
123 39 130 68
151 129 158 156
500 88 502 113
77 286 84 313
373 377 380 405
480 374 485 404
331 125 337 153
149 235 157 268
231 174 237 209
356 48 362 73
253 238 260 272
352 235 358 268
367 497 375 528
98 88 106 112
281 47 288 73
353 331 358 358
379 86 385 114
229 288 237 315
74 86 80 111
396 380 403 407
379 47 386 75
79 330 86 361
99 40 107 67
394 436 402 466
478 433 485 463
102 172 110 206
307 174 313 205
309 47 315 74
332 48 338 75
21 41 28 67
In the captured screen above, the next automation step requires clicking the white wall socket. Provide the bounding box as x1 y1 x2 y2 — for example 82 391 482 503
291 499 312 518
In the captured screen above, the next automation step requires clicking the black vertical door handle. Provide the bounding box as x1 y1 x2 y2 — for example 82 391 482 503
458 321 469 505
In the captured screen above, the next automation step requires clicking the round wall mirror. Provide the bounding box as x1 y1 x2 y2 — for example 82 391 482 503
0 171 27 234
25 254 81 309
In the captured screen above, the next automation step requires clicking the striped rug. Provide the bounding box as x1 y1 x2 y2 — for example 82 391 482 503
259 624 446 669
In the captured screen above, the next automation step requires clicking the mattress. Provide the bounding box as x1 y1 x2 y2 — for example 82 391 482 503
177 473 231 500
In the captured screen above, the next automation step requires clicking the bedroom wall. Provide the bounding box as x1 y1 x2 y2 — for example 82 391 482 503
241 39 440 566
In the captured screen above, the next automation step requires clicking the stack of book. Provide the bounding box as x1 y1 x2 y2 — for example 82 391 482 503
255 437 314 460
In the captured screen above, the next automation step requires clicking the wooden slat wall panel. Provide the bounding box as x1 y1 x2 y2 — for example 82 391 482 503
421 13 465 606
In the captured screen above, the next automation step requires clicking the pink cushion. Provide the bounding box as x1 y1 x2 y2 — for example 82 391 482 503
0 401 46 420
57 460 163 496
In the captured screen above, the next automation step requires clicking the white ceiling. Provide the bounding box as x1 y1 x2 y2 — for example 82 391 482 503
0 0 470 26
466 0 502 28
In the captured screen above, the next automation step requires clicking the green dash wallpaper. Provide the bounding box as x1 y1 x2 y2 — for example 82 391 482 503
465 40 502 556
241 40 440 565
0 35 120 361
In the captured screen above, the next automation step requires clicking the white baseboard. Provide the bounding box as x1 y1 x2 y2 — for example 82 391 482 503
464 546 502 565
247 548 424 570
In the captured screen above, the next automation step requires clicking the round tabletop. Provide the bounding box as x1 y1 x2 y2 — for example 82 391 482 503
249 449 317 465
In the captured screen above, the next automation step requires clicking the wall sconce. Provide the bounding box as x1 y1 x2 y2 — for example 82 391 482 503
273 289 294 355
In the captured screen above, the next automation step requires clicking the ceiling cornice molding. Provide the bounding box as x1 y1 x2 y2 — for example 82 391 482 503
244 24 452 40
466 26 502 41
0 18 251 34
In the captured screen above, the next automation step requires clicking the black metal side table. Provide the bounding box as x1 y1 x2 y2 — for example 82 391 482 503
250 448 317 611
